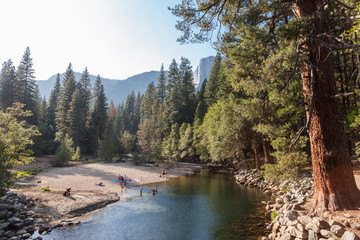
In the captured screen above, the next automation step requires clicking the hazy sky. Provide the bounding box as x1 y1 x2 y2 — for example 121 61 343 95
0 0 216 80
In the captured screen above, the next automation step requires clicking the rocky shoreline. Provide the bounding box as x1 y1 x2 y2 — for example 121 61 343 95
0 191 39 240
235 169 360 240
0 190 119 239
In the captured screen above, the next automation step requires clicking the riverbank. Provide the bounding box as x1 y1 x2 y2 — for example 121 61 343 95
235 167 360 239
11 158 203 233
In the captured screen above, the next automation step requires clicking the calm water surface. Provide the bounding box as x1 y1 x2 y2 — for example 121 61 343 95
38 171 270 240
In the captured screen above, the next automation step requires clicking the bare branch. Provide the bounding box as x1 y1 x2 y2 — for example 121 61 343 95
289 65 315 150
326 92 354 99
329 1 354 26
281 40 309 90
331 0 356 10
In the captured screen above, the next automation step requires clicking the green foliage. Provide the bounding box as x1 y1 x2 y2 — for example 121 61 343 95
17 47 38 124
156 64 166 102
262 136 308 184
271 211 278 221
204 53 221 106
98 133 117 162
121 131 136 154
56 63 77 141
162 123 180 163
52 136 74 166
72 146 81 161
0 103 40 195
0 59 17 110
15 169 42 179
42 187 51 191
179 123 195 161
132 152 148 166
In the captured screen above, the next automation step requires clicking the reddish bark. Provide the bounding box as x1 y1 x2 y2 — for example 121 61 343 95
253 146 260 171
293 0 360 211
262 136 272 164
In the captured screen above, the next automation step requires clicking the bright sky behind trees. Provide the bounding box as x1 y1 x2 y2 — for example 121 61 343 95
0 0 216 80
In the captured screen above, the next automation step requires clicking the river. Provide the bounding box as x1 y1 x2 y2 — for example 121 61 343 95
36 171 270 240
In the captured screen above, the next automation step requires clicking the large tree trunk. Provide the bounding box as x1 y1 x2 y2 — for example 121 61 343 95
293 1 360 211
253 146 260 171
262 136 273 164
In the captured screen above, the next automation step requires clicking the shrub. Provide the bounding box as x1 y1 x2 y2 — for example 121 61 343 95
15 169 42 178
52 137 74 166
72 146 81 161
271 211 278 221
98 133 117 162
42 187 51 191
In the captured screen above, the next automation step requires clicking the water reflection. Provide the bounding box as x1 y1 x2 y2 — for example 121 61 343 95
38 171 270 240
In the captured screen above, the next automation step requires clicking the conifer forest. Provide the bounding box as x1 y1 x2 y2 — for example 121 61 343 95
2 0 360 217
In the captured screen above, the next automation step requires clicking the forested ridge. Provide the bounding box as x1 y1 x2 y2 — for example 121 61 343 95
1 0 360 214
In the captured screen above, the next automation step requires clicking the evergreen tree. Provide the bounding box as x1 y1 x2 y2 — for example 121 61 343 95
179 57 196 123
204 53 221 107
140 82 158 120
171 0 360 211
162 123 180 164
90 75 108 154
46 74 61 129
56 63 77 140
156 64 166 102
68 89 82 148
123 91 137 134
0 60 17 111
179 123 195 161
163 76 182 130
166 59 178 92
77 67 92 152
39 96 47 124
16 47 37 123
98 132 117 162
137 82 162 160
52 136 74 166
194 79 208 122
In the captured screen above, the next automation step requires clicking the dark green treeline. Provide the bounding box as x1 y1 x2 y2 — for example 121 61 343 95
4 27 360 184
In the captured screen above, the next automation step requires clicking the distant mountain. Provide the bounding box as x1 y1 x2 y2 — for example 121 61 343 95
193 56 215 90
37 71 161 104
36 56 215 104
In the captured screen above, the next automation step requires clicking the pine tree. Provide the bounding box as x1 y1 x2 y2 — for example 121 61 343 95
46 74 61 129
166 59 178 92
90 75 108 154
179 57 196 123
56 63 77 140
204 53 222 107
68 89 82 148
179 123 195 161
137 82 162 160
0 60 17 111
123 91 137 134
161 123 180 164
194 79 208 122
156 64 166 102
171 0 360 211
77 68 92 152
16 47 37 123
140 82 157 120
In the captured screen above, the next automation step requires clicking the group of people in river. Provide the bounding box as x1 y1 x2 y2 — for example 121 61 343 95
118 174 128 190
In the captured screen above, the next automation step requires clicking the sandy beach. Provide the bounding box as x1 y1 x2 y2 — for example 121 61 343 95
11 158 203 225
